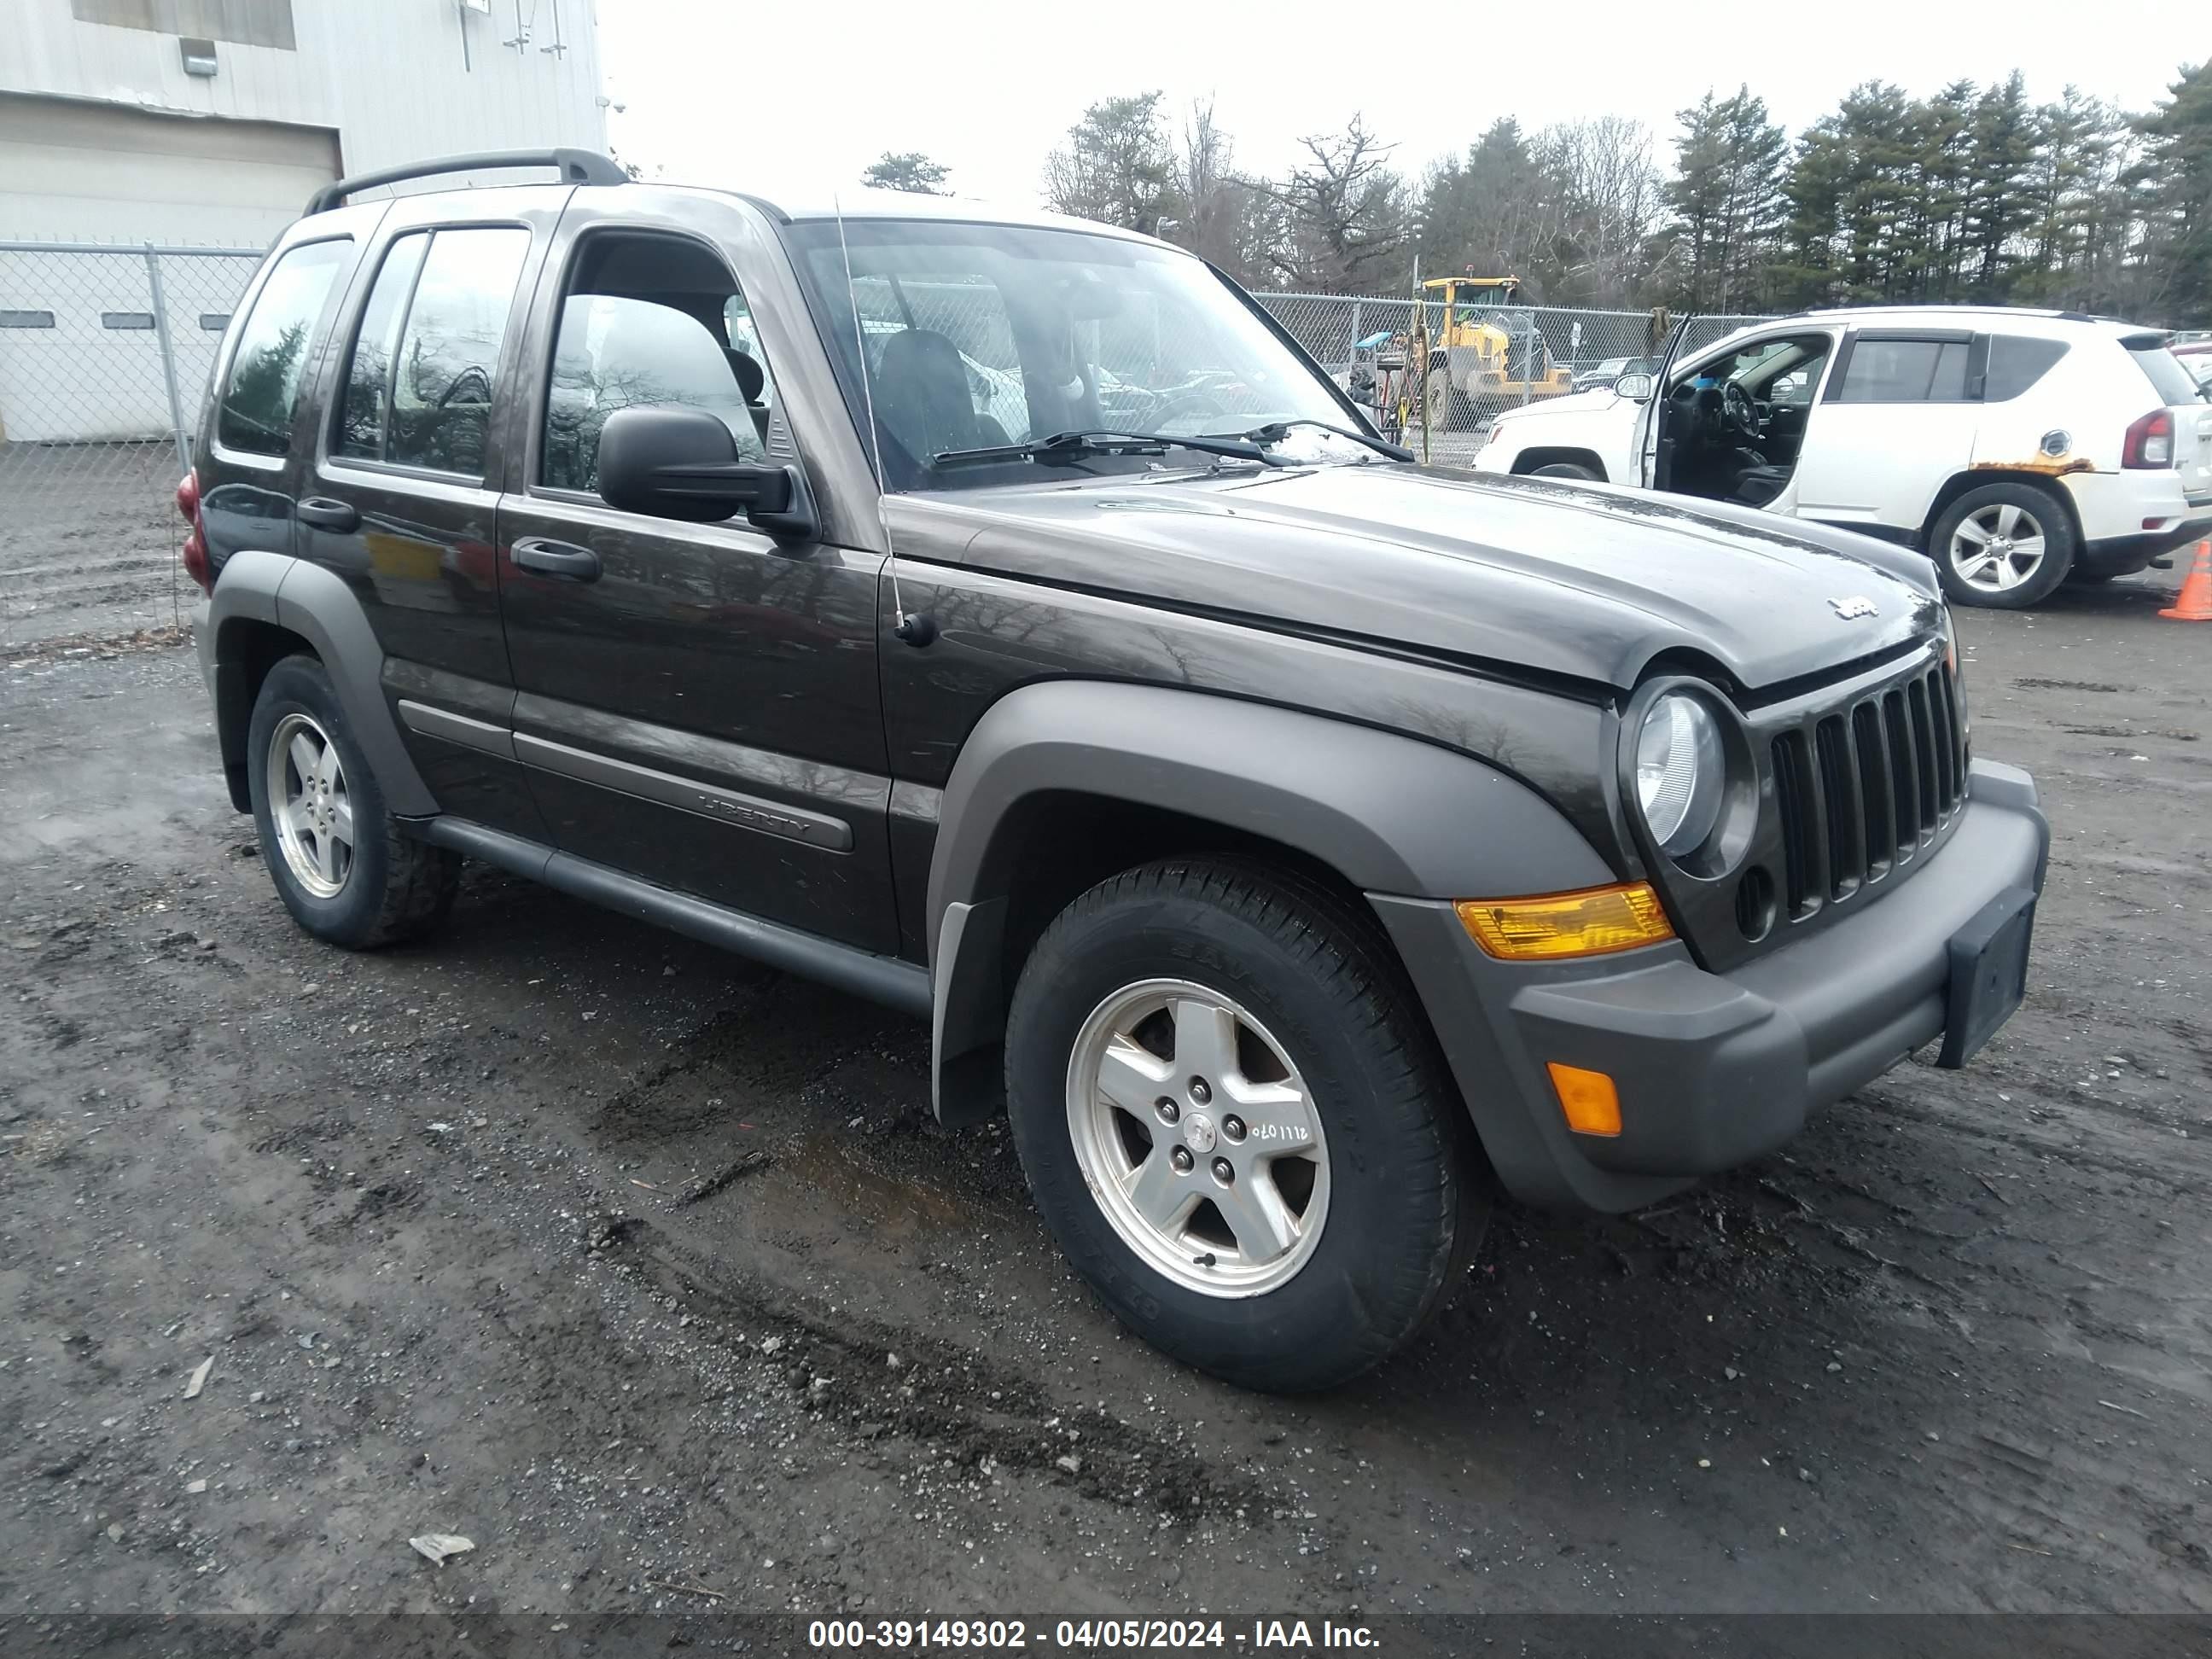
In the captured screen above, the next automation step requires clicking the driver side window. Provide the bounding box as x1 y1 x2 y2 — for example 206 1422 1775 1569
1700 340 1790 386
539 230 783 495
1684 335 1831 399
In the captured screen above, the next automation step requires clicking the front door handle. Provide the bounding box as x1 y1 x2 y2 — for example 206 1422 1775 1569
297 496 359 533
511 537 602 581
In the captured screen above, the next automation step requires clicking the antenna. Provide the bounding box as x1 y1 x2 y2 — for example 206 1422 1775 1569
835 195 934 648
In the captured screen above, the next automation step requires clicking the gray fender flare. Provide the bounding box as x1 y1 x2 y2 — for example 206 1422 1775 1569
925 679 1614 1122
207 550 437 818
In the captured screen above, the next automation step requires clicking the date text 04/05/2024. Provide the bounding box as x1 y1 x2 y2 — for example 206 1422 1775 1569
805 1617 1381 1650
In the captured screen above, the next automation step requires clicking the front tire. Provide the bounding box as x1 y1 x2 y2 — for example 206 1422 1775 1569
1930 482 2075 608
246 655 458 949
1528 461 1600 481
1004 859 1482 1391
1423 363 1464 433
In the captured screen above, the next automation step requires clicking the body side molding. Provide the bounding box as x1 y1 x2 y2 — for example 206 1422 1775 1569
398 700 515 760
512 732 853 851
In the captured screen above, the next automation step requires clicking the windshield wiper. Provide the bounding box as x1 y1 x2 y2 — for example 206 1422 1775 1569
933 429 1286 470
1217 418 1415 463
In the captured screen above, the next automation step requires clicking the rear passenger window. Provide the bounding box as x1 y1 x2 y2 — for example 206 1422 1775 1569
541 232 783 495
1837 339 1969 404
336 233 429 458
333 226 529 477
217 240 350 456
1984 335 2068 401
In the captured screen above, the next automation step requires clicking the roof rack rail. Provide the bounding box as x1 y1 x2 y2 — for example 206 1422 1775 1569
305 148 626 215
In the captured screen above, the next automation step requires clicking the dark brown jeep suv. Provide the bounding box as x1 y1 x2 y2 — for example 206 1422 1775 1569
184 150 2046 1389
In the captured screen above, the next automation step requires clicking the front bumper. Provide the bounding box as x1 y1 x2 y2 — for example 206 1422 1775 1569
1371 758 2049 1213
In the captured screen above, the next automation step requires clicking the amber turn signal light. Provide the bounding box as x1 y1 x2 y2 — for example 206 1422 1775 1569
1454 882 1674 961
1545 1062 1621 1137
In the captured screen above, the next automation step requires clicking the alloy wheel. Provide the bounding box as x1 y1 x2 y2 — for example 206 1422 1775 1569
1064 978 1330 1297
266 712 354 899
1949 502 2048 593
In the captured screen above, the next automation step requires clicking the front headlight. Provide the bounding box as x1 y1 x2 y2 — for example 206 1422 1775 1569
1634 692 1726 858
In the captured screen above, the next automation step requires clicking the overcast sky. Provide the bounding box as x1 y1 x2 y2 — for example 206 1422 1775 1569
599 0 2199 211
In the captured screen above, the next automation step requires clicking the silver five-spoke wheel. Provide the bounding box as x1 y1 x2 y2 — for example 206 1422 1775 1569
266 711 354 899
1948 500 2047 594
1066 977 1329 1297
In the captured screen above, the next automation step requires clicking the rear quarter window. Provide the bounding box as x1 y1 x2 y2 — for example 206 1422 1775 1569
217 239 351 457
1983 335 2069 402
2129 342 2205 406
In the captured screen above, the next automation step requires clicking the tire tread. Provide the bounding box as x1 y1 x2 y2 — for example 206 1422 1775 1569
250 654 458 950
1007 854 1480 1390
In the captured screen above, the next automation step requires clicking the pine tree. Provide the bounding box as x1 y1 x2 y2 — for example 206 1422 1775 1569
1963 73 2040 298
861 152 951 195
1662 89 1785 311
1042 93 1179 234
1905 81 1976 300
2017 89 2123 306
2136 61 2212 322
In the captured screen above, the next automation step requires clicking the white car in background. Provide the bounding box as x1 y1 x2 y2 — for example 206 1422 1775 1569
1471 306 2212 608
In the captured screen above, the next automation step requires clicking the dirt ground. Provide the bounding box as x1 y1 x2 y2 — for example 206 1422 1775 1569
0 446 183 651
3 568 2209 1641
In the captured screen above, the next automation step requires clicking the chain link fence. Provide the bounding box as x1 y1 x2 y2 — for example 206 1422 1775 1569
1252 291 1768 459
0 240 263 647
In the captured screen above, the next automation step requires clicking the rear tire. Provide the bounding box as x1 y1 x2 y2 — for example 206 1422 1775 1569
1528 461 1601 481
247 655 459 949
1004 857 1484 1392
1930 482 2075 608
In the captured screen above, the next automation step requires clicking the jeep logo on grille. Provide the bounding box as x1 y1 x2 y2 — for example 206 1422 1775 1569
1827 595 1879 620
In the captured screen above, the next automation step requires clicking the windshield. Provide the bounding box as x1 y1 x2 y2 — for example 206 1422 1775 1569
790 219 1359 492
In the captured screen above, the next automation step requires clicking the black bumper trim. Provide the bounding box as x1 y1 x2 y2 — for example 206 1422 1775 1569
1371 758 2049 1212
2082 509 2212 573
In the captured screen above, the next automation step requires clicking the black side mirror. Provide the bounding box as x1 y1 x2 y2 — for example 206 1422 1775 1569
595 405 818 540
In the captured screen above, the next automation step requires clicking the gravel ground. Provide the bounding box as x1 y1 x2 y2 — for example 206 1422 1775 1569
0 446 183 651
2 569 2209 1637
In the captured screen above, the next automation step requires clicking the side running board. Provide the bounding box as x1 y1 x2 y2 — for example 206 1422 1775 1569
416 818 930 1018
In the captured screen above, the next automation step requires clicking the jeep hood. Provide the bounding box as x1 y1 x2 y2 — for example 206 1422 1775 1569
1495 387 1632 422
910 463 1941 694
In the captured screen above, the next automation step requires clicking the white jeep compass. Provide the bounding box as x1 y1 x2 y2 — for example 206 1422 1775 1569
1472 306 2212 608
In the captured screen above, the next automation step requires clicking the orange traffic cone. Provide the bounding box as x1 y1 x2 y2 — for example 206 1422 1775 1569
2162 540 2212 621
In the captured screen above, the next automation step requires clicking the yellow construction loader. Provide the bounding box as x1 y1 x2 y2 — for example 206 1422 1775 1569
1419 275 1572 431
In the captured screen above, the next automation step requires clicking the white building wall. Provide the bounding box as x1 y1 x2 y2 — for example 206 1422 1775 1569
0 0 607 441
0 0 608 243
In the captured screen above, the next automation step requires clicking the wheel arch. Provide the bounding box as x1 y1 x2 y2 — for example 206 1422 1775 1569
1918 469 2084 554
1510 447 1609 481
924 680 1615 1127
205 551 435 818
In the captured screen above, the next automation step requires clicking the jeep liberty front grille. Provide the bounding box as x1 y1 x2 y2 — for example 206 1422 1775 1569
1767 657 1967 920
